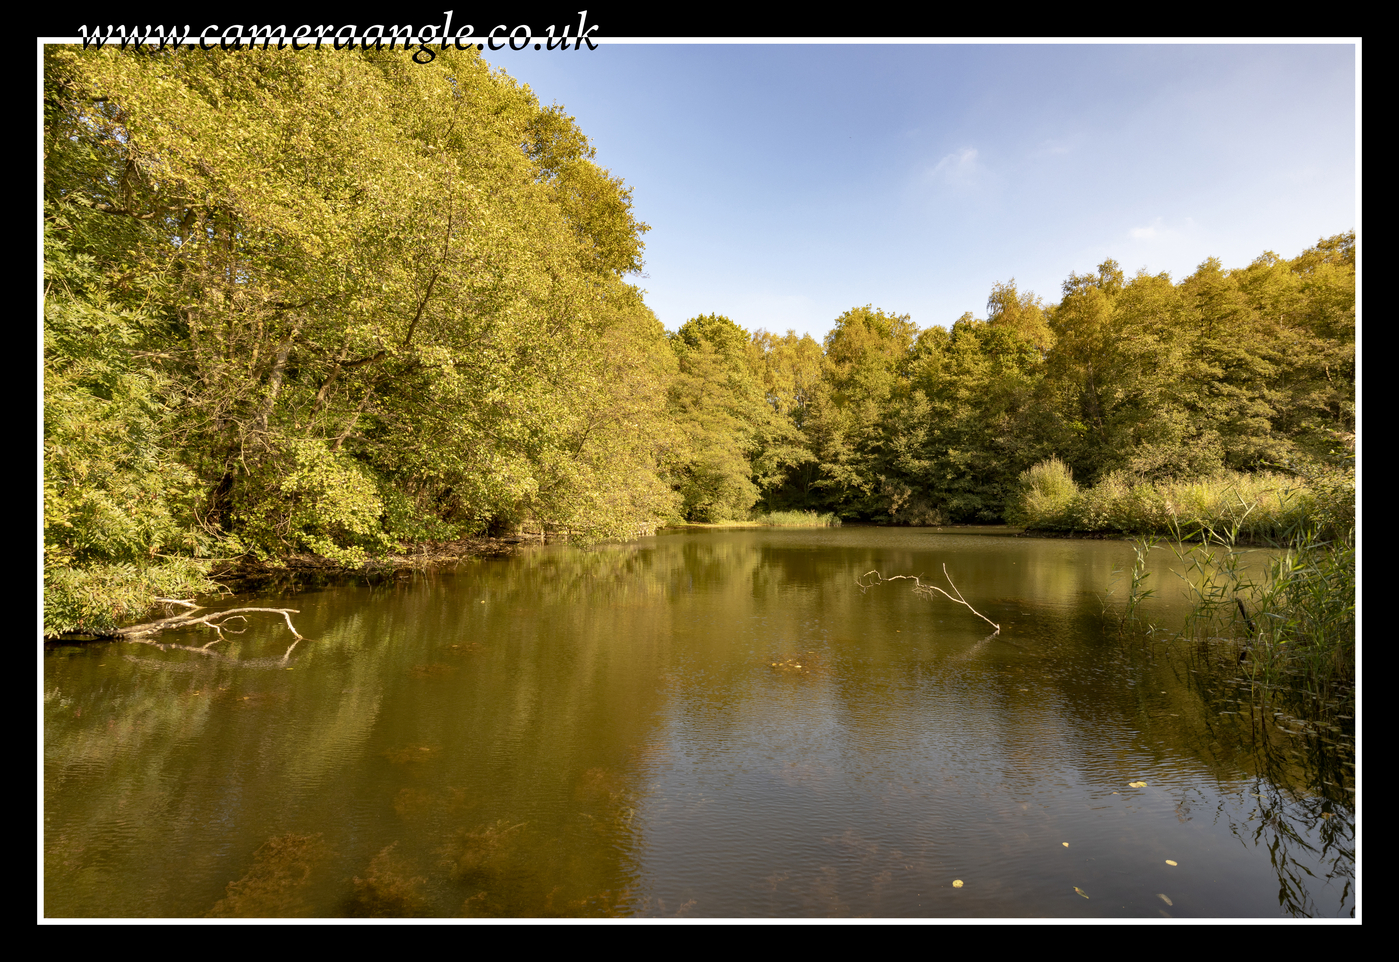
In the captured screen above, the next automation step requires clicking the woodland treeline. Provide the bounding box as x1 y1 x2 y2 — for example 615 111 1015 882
42 46 1355 636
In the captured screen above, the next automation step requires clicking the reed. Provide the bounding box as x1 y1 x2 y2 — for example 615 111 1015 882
1166 515 1355 701
1011 460 1316 541
751 509 842 527
1109 454 1355 710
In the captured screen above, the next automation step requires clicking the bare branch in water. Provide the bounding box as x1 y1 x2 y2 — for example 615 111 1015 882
114 605 307 641
856 564 1001 632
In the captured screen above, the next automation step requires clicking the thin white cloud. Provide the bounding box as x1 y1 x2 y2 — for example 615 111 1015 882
1127 216 1196 242
1029 138 1072 159
928 147 981 187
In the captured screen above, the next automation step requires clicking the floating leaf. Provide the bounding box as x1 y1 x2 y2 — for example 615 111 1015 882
1158 893 1173 906
1062 842 1069 847
1074 886 1089 899
1129 781 1147 788
1165 860 1177 866
952 880 963 888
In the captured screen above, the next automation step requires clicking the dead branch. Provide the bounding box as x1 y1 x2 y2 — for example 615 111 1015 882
114 604 306 641
856 564 1001 633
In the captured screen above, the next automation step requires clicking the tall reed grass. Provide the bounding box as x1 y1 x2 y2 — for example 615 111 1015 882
1017 456 1356 701
1097 456 1357 706
1009 460 1324 542
1159 513 1355 701
751 510 842 527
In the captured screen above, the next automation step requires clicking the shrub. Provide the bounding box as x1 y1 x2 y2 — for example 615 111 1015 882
1006 457 1078 529
233 439 393 565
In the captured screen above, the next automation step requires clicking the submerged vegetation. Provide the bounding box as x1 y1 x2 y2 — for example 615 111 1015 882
42 45 1354 638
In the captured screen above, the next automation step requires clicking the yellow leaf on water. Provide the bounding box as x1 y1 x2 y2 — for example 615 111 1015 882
1165 860 1177 866
1129 781 1147 788
1074 886 1089 899
1062 842 1069 847
1158 893 1173 906
952 880 963 888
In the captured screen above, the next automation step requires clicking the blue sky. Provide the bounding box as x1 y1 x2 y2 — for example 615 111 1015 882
479 42 1358 341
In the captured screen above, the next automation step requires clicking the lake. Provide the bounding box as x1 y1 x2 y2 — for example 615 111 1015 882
42 526 1355 918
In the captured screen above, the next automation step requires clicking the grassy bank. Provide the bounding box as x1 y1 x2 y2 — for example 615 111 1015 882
1007 457 1350 542
751 510 842 527
664 511 842 529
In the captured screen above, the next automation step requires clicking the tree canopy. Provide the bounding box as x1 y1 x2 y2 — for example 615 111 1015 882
44 46 673 633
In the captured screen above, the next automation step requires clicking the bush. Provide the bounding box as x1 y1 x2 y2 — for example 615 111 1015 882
233 439 393 565
43 558 217 638
1006 457 1078 529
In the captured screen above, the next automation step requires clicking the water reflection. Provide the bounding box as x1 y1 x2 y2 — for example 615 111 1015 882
44 527 1354 917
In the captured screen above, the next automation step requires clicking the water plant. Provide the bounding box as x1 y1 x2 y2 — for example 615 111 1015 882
1110 453 1355 715
1106 534 1160 631
440 819 528 880
206 833 330 918
347 843 432 917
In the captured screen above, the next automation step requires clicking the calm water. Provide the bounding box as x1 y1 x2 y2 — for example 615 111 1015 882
42 527 1355 918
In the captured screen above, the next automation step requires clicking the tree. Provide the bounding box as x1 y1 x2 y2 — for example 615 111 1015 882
44 45 672 633
42 208 217 636
906 312 1055 521
665 314 774 521
748 330 823 509
986 279 1054 356
802 306 919 518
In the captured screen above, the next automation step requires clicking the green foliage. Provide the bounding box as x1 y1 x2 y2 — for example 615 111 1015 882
906 315 1055 521
1006 457 1079 528
750 510 841 527
43 208 217 636
44 46 672 560
44 559 217 639
986 279 1053 355
232 438 392 565
800 306 922 519
666 314 783 522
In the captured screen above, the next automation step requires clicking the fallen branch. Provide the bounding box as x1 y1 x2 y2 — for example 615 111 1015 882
113 603 306 642
856 565 1001 633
